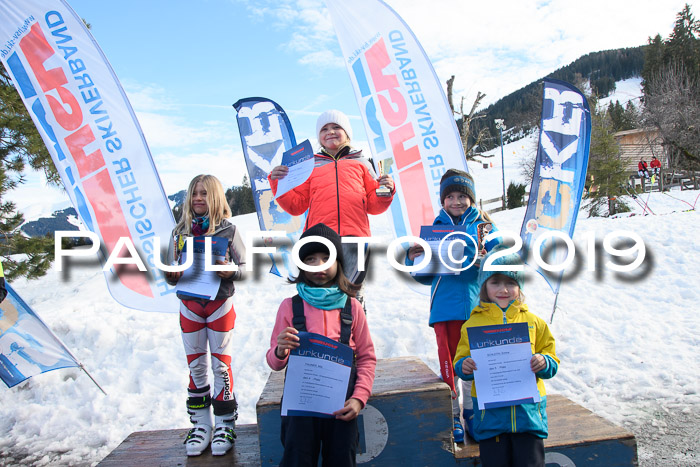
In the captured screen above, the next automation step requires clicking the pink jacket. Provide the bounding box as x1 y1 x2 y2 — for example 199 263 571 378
266 296 377 406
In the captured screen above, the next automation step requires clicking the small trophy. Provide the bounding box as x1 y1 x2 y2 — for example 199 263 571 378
474 222 493 267
376 158 393 197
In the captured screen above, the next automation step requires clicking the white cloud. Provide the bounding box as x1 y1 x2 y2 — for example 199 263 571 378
247 0 688 107
121 81 177 112
380 0 687 106
297 49 344 69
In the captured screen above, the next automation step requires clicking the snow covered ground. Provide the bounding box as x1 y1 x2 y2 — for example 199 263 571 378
2 128 699 466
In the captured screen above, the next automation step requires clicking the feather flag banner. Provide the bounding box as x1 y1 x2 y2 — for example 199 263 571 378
0 282 79 388
0 0 177 312
233 97 304 278
520 78 591 294
324 0 467 238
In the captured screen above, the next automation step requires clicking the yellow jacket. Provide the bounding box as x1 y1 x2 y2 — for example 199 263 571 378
453 300 559 440
453 300 559 398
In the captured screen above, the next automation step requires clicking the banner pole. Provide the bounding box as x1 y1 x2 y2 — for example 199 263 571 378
549 292 560 324
33 313 108 396
79 364 107 395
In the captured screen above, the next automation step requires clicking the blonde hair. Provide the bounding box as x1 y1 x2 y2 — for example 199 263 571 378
174 174 231 236
479 209 494 223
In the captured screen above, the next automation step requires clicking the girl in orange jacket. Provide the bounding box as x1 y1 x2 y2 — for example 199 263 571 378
269 110 395 297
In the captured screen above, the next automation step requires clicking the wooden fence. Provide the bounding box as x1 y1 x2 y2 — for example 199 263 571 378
479 195 505 214
630 170 700 192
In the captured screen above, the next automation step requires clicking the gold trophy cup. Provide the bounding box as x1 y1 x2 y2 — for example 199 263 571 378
376 158 393 197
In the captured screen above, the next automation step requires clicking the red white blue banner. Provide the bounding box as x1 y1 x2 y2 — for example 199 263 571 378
519 79 591 294
0 282 79 388
0 1 177 311
324 0 467 238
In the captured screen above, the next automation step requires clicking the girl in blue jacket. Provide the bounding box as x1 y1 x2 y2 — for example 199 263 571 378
453 246 559 466
406 169 500 443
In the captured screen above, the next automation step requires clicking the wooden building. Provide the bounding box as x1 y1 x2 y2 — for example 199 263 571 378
613 128 667 173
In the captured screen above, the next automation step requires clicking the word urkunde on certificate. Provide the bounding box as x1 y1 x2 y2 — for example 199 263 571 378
468 322 540 410
281 332 353 418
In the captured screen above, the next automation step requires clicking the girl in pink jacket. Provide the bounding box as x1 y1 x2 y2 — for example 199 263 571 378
266 223 376 466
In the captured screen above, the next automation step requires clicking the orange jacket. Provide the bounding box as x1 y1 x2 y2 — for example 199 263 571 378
269 147 394 236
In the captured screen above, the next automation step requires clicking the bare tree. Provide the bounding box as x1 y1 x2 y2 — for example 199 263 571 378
446 75 489 161
518 134 539 182
642 63 700 169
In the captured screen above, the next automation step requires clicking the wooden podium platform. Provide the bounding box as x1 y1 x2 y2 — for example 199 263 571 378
97 424 261 466
455 394 638 465
99 356 637 466
257 356 454 465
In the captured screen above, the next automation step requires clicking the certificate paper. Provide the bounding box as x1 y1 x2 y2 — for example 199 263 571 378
410 225 468 276
281 332 353 418
274 139 315 199
467 323 540 410
175 236 228 300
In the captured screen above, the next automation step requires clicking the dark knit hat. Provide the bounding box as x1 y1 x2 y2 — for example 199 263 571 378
298 223 344 268
440 169 476 204
477 244 525 290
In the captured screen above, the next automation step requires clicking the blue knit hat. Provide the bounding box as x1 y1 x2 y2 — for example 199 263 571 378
477 244 525 290
440 169 476 204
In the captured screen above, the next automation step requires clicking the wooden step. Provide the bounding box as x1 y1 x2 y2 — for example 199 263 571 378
97 424 260 466
99 357 637 466
257 356 455 465
454 394 637 465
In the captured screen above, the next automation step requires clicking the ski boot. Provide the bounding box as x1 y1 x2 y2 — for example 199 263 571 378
211 411 238 456
184 396 213 456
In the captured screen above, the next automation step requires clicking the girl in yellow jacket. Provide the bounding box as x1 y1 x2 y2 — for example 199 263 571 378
453 245 559 467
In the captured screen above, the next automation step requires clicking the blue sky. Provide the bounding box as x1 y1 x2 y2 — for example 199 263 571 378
7 0 690 209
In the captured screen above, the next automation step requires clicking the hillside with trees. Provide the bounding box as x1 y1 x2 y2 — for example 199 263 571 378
470 46 647 152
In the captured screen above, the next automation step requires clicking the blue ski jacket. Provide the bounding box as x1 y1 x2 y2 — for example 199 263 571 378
453 300 559 441
405 206 500 326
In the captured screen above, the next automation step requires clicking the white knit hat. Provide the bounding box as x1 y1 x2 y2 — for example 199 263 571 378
316 109 353 141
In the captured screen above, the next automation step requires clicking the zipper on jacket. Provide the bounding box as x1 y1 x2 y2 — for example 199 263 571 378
334 158 341 233
430 277 442 310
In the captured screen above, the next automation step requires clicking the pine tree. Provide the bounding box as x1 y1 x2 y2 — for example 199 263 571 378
641 4 700 168
642 4 700 90
642 35 666 95
667 4 700 78
1 68 60 280
587 102 629 217
226 176 256 216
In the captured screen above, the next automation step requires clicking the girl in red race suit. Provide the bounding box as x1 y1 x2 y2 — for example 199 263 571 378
165 174 247 457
